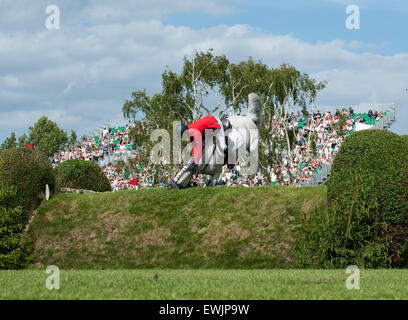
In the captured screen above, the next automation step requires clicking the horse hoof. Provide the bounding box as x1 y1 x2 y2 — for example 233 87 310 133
168 180 181 190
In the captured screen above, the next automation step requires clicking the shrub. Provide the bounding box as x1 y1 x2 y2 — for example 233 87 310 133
293 202 391 268
294 130 408 268
0 186 33 269
54 159 111 192
0 147 55 224
328 130 408 222
299 130 408 268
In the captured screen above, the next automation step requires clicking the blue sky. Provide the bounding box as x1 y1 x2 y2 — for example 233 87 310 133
167 0 407 55
0 0 407 142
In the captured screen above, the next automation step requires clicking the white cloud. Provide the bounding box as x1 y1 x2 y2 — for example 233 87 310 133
0 19 407 141
1 75 24 88
82 0 236 22
0 0 237 32
0 109 80 134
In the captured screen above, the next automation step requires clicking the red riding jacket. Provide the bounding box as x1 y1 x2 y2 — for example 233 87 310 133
188 115 221 164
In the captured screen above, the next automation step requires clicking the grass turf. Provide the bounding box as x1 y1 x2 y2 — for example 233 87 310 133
28 186 326 269
1 269 408 299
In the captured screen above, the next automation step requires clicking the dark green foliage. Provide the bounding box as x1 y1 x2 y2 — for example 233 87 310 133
293 202 391 268
28 116 68 157
54 159 111 192
17 133 28 147
0 132 17 150
0 147 55 224
328 130 408 224
0 186 33 269
68 130 78 146
295 130 408 268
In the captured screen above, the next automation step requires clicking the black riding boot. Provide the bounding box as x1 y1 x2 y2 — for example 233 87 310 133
167 161 198 190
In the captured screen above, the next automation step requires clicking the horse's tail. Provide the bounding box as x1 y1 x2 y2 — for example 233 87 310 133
247 93 262 130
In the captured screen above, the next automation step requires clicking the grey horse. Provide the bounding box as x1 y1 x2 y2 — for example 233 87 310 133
168 93 263 189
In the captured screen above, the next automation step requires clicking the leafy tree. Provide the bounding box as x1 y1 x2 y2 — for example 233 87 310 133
68 129 78 147
17 133 28 147
179 49 229 120
122 49 230 126
28 116 68 157
122 49 326 185
0 132 17 150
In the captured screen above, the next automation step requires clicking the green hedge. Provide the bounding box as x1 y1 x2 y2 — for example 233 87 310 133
0 186 33 269
296 130 408 268
54 159 111 192
0 147 55 225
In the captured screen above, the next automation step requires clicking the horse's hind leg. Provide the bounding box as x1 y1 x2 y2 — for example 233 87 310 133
206 172 221 187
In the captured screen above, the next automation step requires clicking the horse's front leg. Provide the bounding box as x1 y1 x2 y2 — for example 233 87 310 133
167 157 197 189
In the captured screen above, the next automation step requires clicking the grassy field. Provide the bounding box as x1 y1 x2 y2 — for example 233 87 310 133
7 186 408 300
1 269 408 299
28 186 326 269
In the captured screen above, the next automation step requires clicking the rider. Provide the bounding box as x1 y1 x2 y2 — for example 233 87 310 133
168 115 229 189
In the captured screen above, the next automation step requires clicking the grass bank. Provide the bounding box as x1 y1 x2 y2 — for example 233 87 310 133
1 269 407 299
28 186 326 269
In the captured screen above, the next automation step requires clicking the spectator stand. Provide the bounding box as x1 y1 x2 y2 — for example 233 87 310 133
48 104 396 189
300 103 396 187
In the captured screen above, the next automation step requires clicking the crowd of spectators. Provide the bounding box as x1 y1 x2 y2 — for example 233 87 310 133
51 125 141 190
207 108 345 187
51 125 132 165
51 107 386 190
282 108 345 185
207 106 385 187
